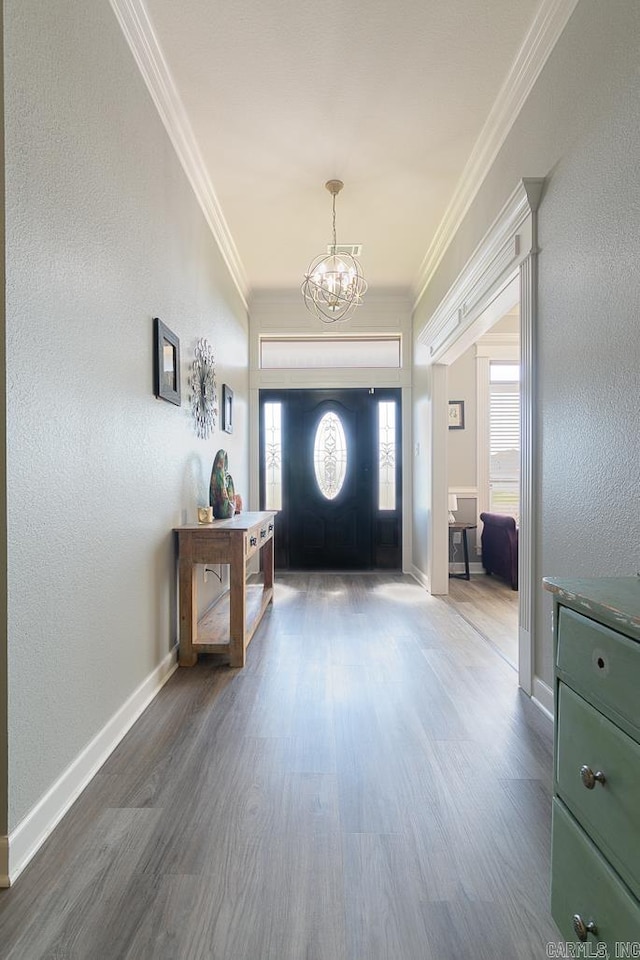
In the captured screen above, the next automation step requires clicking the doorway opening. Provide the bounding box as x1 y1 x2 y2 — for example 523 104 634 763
416 176 544 699
259 388 402 571
446 302 520 667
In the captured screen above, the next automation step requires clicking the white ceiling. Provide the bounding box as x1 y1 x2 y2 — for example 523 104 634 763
116 0 574 305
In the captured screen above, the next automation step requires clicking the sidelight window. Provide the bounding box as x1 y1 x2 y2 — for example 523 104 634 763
264 402 282 510
378 401 396 510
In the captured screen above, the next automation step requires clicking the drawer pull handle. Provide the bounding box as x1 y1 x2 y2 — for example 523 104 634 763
268 523 274 532
249 536 257 547
580 765 606 790
572 914 598 942
260 529 266 539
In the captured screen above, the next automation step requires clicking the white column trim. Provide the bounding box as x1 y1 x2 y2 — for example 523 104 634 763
476 354 491 526
401 385 414 573
429 364 449 595
518 247 537 694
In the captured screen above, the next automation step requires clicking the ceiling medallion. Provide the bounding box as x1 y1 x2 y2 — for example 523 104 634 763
301 179 367 324
190 338 218 439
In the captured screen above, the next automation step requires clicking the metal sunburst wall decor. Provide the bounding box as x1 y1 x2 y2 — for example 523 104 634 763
190 337 218 439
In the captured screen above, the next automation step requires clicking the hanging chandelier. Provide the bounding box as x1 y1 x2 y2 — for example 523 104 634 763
301 179 367 323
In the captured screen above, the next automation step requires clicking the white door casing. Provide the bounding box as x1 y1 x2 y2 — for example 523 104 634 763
415 178 544 696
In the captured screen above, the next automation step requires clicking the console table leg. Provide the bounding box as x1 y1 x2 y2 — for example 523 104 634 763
229 536 246 667
178 558 198 666
263 535 274 597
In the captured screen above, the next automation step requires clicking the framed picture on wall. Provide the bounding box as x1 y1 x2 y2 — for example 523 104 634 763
448 400 465 430
153 317 181 406
223 383 233 434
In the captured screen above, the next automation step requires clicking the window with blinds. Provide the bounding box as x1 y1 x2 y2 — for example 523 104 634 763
489 364 520 519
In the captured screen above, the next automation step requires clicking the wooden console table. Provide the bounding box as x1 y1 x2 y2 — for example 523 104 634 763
174 511 275 668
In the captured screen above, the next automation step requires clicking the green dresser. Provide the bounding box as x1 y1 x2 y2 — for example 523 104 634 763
544 577 640 946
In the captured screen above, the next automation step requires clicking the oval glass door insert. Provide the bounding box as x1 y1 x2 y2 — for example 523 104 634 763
313 412 347 500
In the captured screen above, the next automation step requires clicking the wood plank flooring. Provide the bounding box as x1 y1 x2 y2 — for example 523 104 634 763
445 573 519 666
0 574 559 959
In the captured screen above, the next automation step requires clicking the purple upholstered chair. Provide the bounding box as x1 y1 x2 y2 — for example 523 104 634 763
479 512 518 590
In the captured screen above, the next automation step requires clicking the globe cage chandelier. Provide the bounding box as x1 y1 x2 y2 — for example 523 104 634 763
301 180 368 323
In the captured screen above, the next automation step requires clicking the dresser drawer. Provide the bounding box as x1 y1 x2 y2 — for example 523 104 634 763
551 799 640 945
556 682 640 899
557 605 640 731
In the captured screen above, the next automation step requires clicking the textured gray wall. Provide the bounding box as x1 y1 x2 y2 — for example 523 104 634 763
5 0 248 829
447 347 477 490
534 6 640 679
0 0 7 843
414 0 640 686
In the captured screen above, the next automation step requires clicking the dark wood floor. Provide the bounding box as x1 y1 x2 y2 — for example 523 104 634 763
0 574 558 959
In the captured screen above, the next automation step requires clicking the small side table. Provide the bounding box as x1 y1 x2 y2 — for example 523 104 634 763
448 522 477 581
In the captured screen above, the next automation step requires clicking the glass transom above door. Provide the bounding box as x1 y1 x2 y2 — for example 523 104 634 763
313 412 347 500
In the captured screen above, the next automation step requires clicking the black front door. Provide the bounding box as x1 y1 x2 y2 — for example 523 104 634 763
260 388 401 571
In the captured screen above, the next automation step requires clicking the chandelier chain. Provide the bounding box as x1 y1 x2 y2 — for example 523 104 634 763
332 194 337 249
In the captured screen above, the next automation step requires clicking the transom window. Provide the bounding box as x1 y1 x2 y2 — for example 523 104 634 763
260 336 401 369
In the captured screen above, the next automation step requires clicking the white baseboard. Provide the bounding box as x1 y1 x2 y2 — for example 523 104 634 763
448 561 484 575
532 676 554 722
410 564 429 591
7 647 178 885
0 835 8 888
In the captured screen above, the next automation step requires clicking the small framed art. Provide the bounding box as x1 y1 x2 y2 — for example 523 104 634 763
153 317 181 406
222 383 233 434
448 400 464 430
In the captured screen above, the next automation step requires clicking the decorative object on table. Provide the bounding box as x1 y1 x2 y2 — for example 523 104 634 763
189 338 217 439
197 506 213 523
153 317 181 405
448 493 458 524
209 449 236 519
301 179 367 323
448 400 464 430
234 493 243 514
222 383 233 434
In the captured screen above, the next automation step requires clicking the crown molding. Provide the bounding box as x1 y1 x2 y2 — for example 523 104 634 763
109 0 248 307
417 178 543 360
413 0 579 311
